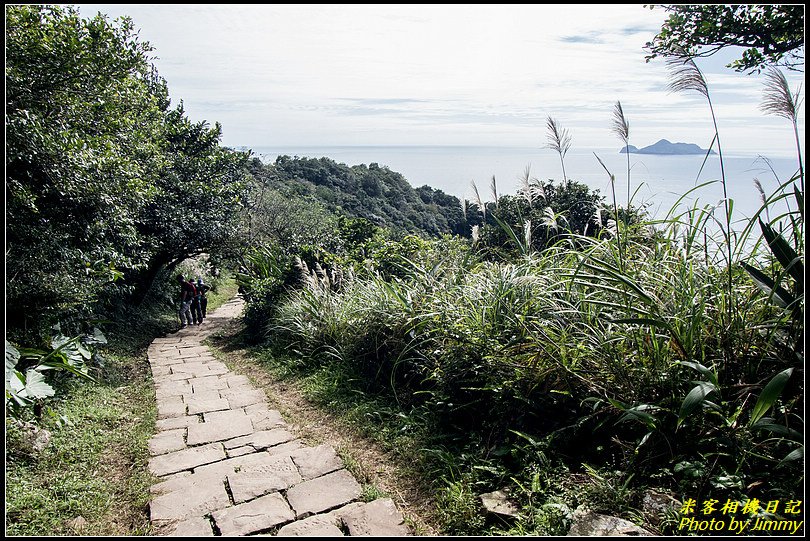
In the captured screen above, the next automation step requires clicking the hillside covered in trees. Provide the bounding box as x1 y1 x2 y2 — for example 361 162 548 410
253 155 471 237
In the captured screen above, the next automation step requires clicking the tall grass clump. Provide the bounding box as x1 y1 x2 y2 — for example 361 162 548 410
241 57 802 536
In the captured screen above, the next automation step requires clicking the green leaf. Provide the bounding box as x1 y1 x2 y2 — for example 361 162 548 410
741 262 795 309
617 405 659 430
612 317 671 330
676 360 718 387
492 214 527 256
85 327 108 345
678 381 717 428
22 369 56 400
778 446 803 468
510 429 542 447
760 219 804 288
9 369 55 402
751 418 802 440
5 340 21 382
749 368 793 426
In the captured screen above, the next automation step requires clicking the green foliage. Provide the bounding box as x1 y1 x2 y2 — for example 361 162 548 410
237 246 299 336
135 104 251 277
246 161 802 532
645 5 805 73
436 479 487 534
6 5 166 338
242 184 340 256
5 348 157 535
5 5 251 342
235 73 803 530
474 180 609 258
6 327 104 417
256 155 468 237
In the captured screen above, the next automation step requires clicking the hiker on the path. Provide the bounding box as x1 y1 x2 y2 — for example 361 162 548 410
188 277 202 325
196 277 211 319
177 274 195 328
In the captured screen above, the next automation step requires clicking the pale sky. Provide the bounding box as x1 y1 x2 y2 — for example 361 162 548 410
76 4 805 156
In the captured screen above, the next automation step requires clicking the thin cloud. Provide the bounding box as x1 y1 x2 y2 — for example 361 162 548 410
559 33 605 44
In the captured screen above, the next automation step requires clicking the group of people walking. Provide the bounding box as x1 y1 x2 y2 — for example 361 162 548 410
177 274 210 328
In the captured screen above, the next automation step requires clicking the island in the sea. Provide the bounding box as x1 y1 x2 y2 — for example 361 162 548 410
620 139 716 155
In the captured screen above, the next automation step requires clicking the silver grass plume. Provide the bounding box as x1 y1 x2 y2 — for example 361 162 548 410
611 101 630 145
667 46 734 314
585 206 602 237
313 262 330 291
753 177 770 221
490 175 499 209
612 100 632 220
313 262 326 280
605 218 617 238
330 267 342 291
545 116 571 185
545 116 572 157
294 256 310 283
524 219 532 251
666 48 709 98
761 67 804 190
471 180 485 222
542 207 558 231
518 165 545 206
753 177 766 204
761 67 802 122
518 166 532 204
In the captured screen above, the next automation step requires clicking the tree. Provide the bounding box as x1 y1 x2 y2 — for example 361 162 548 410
478 180 606 256
644 5 805 73
5 5 251 337
6 5 167 338
130 106 250 303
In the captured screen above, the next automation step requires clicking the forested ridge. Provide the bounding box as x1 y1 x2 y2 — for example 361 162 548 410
259 155 470 237
6 4 804 537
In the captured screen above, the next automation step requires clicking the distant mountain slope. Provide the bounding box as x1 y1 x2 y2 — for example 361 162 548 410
620 139 716 155
248 155 470 237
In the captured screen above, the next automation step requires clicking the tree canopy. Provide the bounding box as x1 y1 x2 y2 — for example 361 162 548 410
259 155 470 237
6 5 249 339
644 5 805 73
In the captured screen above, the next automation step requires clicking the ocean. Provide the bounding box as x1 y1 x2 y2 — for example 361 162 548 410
247 145 801 227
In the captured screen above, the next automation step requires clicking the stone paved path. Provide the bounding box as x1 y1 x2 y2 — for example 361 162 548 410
147 297 411 536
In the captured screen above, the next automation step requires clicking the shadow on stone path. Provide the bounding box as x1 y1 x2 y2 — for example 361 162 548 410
147 297 411 536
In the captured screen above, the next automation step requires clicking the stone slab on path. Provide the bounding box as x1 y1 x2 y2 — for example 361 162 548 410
212 492 295 536
285 469 362 517
147 297 411 536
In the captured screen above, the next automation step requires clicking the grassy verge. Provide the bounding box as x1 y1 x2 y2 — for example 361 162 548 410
204 273 240 313
5 327 165 534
